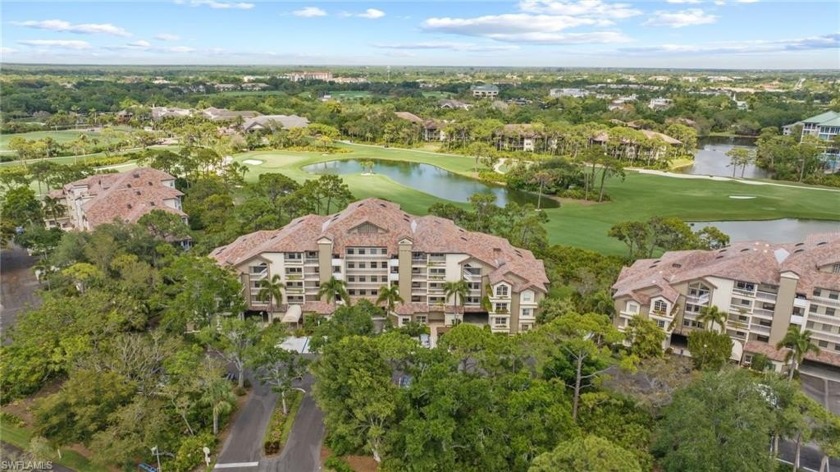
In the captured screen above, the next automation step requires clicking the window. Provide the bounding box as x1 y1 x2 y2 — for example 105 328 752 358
286 252 301 260
832 263 840 274
359 262 366 269
810 304 818 313
835 344 840 352
358 249 366 255
653 300 668 313
348 276 356 282
521 308 533 318
521 323 533 332
359 290 367 296
494 317 508 327
371 290 378 296
495 285 509 297
250 264 267 274
347 262 355 269
415 315 428 324
466 296 480 304
827 308 836 317
830 292 839 301
359 276 366 282
286 267 302 275
411 296 423 302
735 281 755 292
819 340 829 348
756 335 769 343
494 303 509 313
399 317 410 327
381 261 389 268
348 289 356 296
522 291 534 302
347 248 355 255
468 282 480 290
657 320 666 328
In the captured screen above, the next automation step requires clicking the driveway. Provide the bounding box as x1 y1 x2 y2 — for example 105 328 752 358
0 244 40 341
0 441 74 472
213 374 325 472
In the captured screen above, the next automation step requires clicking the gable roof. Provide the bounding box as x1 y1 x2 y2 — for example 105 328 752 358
211 198 549 293
242 115 309 131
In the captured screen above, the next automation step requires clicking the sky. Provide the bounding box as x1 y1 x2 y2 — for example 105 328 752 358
1 0 838 69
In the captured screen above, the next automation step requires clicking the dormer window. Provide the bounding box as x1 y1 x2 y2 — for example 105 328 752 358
653 299 668 314
495 285 509 297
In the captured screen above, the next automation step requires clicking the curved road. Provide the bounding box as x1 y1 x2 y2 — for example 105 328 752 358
213 374 325 472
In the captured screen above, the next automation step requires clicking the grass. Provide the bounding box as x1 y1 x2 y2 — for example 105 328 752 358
235 143 840 255
0 421 109 472
0 127 133 153
263 391 304 456
328 91 373 99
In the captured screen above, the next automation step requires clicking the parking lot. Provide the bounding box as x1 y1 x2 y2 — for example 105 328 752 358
800 362 840 416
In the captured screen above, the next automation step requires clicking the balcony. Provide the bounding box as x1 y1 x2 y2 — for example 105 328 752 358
388 273 400 282
755 291 778 301
285 274 303 281
428 275 445 281
749 323 772 335
733 287 756 297
285 257 303 265
249 270 268 280
752 308 775 319
686 294 710 305
619 310 638 318
812 296 840 309
793 298 809 308
808 313 840 326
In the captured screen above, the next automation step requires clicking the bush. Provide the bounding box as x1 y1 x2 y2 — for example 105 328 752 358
477 170 506 184
324 456 354 472
0 411 26 428
233 386 247 396
263 391 303 455
168 433 215 472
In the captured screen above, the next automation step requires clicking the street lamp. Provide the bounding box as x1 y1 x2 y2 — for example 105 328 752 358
202 447 211 468
151 446 162 472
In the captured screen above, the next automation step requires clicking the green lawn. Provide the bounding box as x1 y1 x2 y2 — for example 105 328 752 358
235 143 840 255
0 422 109 472
328 91 373 99
0 128 132 152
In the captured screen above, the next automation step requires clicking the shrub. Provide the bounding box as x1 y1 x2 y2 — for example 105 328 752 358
477 170 506 184
324 456 354 472
168 433 215 472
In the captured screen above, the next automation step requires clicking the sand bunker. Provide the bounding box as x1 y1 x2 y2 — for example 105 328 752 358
243 159 263 166
729 195 757 199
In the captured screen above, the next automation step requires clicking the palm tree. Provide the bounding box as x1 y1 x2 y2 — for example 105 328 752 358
203 378 236 435
697 305 727 332
532 171 552 211
257 274 285 322
318 276 349 308
442 280 469 309
777 326 820 381
375 284 403 314
42 196 67 227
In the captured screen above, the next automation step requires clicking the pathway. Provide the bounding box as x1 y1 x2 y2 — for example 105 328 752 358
632 168 840 192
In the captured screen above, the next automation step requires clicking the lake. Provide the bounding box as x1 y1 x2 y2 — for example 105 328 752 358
690 219 839 244
681 136 768 179
302 159 559 208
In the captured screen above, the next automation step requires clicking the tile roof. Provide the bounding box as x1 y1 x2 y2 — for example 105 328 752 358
242 115 309 131
744 340 840 367
613 233 840 304
211 198 549 293
57 168 185 229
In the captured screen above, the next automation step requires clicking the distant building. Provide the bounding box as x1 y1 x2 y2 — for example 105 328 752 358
48 168 186 231
471 84 499 98
783 111 840 171
202 107 261 122
210 198 548 336
648 98 673 110
286 71 333 82
439 99 471 110
242 115 309 132
213 83 238 92
394 112 446 142
240 83 270 91
151 106 192 121
612 233 840 371
549 88 589 98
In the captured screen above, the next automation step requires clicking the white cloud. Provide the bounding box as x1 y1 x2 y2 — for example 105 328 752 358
155 33 180 41
373 41 520 52
357 8 386 19
644 9 717 28
18 39 92 49
0 47 17 55
517 0 641 19
736 0 759 3
175 0 254 10
421 0 636 45
714 1 726 4
13 19 131 37
127 40 152 49
666 0 703 3
167 46 197 53
293 6 327 17
619 33 840 55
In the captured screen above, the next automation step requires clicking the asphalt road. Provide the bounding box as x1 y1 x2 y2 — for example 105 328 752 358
213 374 325 472
0 441 74 472
0 244 40 341
778 440 840 471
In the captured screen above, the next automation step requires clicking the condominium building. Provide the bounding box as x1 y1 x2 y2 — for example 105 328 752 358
48 167 186 231
471 84 500 98
210 198 548 338
612 233 840 370
782 111 840 171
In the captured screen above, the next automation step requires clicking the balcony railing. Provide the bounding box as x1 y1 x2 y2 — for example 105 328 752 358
752 308 775 318
749 323 772 335
812 296 840 309
755 291 778 301
733 287 756 297
686 294 710 305
808 313 840 326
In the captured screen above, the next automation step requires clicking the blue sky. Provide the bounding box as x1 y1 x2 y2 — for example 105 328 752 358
1 0 838 68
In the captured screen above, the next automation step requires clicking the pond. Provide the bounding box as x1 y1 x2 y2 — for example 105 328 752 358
680 136 769 179
689 219 839 244
302 159 560 208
